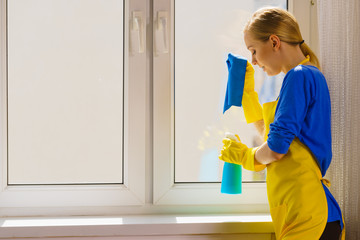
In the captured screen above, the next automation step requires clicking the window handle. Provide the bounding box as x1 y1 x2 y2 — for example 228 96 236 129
154 11 169 55
130 11 145 54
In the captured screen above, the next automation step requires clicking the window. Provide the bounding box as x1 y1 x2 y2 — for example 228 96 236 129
8 0 124 185
153 0 286 206
0 0 316 216
0 0 145 215
153 0 317 207
173 0 286 184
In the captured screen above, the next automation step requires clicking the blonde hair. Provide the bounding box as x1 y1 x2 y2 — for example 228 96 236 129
244 7 320 69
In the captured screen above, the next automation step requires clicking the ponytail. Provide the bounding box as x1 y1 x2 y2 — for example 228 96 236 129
300 42 321 70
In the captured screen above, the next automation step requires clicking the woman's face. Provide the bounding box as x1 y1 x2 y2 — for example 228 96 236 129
244 31 281 76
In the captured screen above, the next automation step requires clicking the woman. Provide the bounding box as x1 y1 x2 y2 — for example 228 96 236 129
219 7 344 240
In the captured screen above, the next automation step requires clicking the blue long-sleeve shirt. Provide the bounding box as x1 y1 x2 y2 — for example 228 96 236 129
267 65 332 176
267 65 343 227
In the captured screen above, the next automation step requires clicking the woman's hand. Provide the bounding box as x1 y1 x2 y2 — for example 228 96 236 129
219 133 266 172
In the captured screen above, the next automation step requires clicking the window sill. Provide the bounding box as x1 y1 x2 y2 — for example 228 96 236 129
0 214 274 238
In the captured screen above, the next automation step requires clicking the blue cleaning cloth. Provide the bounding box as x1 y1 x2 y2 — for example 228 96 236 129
223 53 248 113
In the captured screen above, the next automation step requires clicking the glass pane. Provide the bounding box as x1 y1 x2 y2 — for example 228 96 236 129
174 0 286 183
7 0 124 184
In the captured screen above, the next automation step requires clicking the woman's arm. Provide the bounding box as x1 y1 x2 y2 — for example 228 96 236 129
253 119 265 139
255 141 285 165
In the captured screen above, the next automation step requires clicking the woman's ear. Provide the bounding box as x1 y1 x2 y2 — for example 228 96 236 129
269 34 280 50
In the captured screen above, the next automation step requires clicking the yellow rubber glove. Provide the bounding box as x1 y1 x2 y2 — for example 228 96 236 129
219 133 266 172
242 62 263 123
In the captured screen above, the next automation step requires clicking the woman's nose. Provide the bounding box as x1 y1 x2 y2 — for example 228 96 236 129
251 56 257 66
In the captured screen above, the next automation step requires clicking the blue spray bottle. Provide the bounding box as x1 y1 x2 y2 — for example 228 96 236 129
220 132 242 194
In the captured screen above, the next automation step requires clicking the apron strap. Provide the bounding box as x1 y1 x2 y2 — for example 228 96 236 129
321 178 331 188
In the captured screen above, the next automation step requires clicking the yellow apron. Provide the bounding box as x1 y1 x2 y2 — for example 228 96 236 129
263 100 328 240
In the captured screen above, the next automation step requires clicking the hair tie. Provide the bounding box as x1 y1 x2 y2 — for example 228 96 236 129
299 40 305 45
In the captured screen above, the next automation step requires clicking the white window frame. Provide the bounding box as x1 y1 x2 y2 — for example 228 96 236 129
0 0 317 216
0 0 147 216
153 0 317 208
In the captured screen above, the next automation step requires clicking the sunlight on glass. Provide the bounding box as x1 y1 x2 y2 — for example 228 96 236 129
174 0 287 183
7 0 124 184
